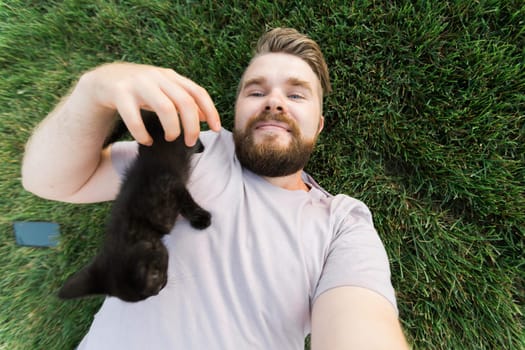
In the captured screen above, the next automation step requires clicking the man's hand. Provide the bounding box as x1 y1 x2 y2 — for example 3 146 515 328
82 62 221 146
22 62 221 203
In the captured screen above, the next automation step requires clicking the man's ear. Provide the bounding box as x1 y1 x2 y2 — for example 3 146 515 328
317 116 325 134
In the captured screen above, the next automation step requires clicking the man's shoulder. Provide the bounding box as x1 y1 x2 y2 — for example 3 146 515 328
332 193 372 216
197 128 235 163
199 128 233 147
302 173 369 212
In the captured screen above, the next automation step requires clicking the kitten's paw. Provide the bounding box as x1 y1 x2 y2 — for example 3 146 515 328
189 209 211 230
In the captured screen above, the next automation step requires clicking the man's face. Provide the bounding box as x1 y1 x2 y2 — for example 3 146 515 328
233 53 324 177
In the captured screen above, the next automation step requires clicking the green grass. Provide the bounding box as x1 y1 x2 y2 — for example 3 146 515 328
1 0 523 349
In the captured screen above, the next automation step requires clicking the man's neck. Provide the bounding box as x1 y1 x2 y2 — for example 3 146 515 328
262 171 310 192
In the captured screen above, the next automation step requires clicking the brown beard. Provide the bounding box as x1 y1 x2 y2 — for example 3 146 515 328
233 111 316 177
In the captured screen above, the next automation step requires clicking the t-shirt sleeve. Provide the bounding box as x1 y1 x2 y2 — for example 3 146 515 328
110 141 139 177
312 197 398 313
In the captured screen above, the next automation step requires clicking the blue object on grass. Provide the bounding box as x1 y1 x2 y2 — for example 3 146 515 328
13 221 60 247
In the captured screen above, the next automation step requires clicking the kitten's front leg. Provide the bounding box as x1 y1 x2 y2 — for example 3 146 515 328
174 187 211 230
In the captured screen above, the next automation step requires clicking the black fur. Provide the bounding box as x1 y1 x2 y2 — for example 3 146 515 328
58 110 211 302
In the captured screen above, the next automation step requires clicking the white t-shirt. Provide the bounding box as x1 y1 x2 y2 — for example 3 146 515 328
77 129 397 350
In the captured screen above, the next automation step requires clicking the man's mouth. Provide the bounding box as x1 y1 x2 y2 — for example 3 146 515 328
254 121 291 132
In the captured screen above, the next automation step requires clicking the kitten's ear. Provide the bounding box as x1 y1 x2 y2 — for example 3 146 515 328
58 263 106 299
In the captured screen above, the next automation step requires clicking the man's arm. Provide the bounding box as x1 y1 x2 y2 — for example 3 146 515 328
22 63 221 203
311 286 409 350
21 73 120 203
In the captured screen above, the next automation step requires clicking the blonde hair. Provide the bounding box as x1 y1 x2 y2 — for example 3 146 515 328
254 27 331 96
237 28 332 99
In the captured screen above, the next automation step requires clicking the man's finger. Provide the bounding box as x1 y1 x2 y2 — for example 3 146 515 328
165 69 221 132
159 81 201 146
116 97 152 146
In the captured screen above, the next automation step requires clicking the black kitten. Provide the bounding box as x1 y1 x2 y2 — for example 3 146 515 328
58 110 211 302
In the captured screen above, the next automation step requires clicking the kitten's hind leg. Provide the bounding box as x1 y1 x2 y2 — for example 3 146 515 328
174 187 211 229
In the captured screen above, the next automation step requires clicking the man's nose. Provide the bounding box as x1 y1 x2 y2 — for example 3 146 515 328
264 91 286 114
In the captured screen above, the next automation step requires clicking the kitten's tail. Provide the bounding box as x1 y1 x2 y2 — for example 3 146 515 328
141 111 204 152
104 110 204 151
102 110 164 148
141 110 166 143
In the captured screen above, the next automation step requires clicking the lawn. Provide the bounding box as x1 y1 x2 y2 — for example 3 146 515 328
1 1 523 349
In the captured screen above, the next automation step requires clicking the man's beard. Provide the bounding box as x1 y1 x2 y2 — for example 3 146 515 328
233 111 316 177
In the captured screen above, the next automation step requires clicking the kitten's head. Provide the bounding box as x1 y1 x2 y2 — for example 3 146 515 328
58 240 169 302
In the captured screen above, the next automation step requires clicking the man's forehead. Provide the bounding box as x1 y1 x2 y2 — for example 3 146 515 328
243 76 313 90
241 53 322 93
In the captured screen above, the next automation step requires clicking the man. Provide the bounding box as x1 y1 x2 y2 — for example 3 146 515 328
22 28 408 349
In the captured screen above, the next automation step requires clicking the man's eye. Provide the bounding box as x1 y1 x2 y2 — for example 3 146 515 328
289 94 304 100
248 91 264 97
